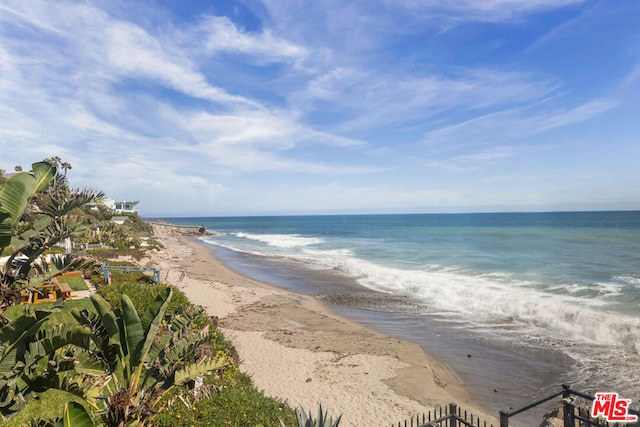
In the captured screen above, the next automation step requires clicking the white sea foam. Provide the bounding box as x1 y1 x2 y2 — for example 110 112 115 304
235 232 323 248
594 282 624 298
295 251 640 354
613 274 640 286
193 212 640 402
199 238 263 257
204 233 640 355
561 283 591 294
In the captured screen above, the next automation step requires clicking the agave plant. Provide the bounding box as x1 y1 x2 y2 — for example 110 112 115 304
70 288 230 427
281 404 342 427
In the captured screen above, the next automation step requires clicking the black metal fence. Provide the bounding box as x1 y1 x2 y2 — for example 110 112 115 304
499 384 640 427
394 385 640 427
392 402 494 427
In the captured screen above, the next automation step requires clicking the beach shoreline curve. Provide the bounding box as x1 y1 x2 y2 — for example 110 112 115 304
147 224 497 426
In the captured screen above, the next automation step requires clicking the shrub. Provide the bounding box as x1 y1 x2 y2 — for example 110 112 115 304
98 282 191 316
88 247 146 260
151 372 296 427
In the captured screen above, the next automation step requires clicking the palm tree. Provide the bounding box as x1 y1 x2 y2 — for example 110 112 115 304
42 157 72 193
60 162 72 179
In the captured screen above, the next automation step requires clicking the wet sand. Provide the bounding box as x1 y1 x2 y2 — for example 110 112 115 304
147 225 498 426
201 241 581 425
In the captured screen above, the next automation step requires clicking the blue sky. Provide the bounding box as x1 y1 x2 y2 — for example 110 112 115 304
0 0 639 217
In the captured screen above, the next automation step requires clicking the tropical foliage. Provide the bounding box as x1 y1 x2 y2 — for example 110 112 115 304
0 162 56 255
1 289 232 426
150 370 296 427
283 405 342 427
0 158 307 426
68 288 231 426
0 303 92 419
0 161 102 316
96 282 192 322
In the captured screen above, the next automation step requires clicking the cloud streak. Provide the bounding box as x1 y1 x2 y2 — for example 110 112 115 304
422 99 615 150
200 16 308 63
106 21 262 108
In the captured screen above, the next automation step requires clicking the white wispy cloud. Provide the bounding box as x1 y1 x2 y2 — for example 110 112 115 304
106 21 263 109
200 16 308 63
422 99 615 149
391 0 585 23
0 0 636 215
229 181 462 214
425 145 545 172
295 66 559 134
179 110 372 173
623 64 640 86
0 2 63 34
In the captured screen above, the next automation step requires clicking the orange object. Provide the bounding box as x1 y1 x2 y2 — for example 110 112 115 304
19 282 73 305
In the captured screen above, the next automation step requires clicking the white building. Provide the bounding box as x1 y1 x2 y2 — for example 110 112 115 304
102 198 140 213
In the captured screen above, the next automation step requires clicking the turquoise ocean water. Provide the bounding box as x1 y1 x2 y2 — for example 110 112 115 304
159 211 640 414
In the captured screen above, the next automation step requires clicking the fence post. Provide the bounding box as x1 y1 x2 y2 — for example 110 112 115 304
449 403 458 427
499 410 509 427
561 384 575 427
563 400 575 427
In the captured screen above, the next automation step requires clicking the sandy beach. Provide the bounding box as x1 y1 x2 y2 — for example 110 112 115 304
146 225 498 426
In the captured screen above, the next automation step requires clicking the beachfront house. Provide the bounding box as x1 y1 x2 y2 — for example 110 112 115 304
102 198 140 213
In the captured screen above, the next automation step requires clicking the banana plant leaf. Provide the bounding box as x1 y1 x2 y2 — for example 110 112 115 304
173 357 229 385
60 402 95 427
0 162 56 251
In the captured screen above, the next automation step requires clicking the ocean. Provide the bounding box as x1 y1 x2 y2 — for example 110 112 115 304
158 211 640 420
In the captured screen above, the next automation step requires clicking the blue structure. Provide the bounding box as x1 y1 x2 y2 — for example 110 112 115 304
103 265 161 285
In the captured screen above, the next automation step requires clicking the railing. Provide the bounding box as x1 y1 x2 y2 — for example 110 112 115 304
499 384 640 427
393 403 494 427
395 386 640 427
81 243 107 250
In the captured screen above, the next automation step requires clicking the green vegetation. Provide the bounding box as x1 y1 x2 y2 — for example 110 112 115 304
3 281 297 427
3 298 95 324
57 276 89 291
98 282 192 320
0 161 101 316
66 289 230 426
74 211 154 251
151 372 296 427
5 389 90 426
286 405 342 427
1 157 332 426
88 247 147 260
0 302 93 420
